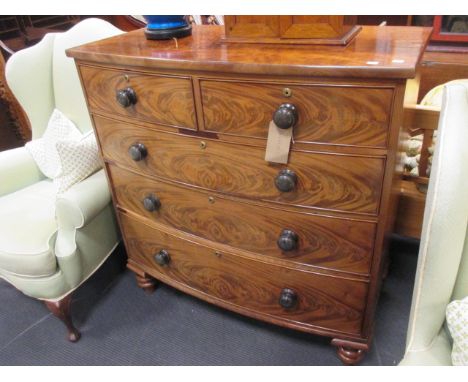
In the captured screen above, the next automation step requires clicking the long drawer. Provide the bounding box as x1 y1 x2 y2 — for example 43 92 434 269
95 115 385 215
199 79 393 147
80 65 197 129
109 164 376 275
119 212 368 336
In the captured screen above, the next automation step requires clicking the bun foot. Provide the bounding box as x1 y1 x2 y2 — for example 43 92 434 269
44 294 81 343
135 273 158 293
331 338 368 365
127 262 159 293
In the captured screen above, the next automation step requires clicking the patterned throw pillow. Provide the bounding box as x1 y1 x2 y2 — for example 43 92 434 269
446 296 468 366
25 108 101 193
25 109 82 178
54 131 102 193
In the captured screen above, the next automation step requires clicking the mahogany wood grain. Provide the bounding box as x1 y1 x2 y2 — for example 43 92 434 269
88 109 390 157
200 79 393 147
119 212 368 336
79 65 196 129
108 164 376 275
360 82 407 339
94 115 385 215
278 16 357 39
70 24 431 364
67 26 432 79
224 16 360 45
224 16 280 38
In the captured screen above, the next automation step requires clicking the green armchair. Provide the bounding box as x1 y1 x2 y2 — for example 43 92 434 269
400 83 468 365
0 19 123 341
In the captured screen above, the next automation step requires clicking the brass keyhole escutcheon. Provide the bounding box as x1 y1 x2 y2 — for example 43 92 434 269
208 196 215 204
283 87 292 98
200 141 207 149
214 251 222 258
124 74 129 82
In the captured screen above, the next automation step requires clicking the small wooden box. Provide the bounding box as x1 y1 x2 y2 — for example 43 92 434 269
224 15 361 45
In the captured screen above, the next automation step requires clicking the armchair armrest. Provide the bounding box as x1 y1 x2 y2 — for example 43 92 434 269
0 146 44 196
54 168 115 289
55 169 112 233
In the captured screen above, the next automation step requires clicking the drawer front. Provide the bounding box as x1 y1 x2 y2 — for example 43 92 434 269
95 116 384 215
80 65 196 129
109 165 376 275
200 79 393 147
120 212 368 335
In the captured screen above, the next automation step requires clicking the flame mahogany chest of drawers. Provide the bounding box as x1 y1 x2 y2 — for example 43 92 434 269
68 25 431 364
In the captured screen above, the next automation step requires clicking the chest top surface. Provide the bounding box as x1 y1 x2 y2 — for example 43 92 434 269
67 25 431 79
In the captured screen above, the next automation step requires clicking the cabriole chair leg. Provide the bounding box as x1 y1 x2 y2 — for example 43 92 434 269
44 294 81 342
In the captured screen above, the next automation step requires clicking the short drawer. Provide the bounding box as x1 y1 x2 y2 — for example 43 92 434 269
109 164 376 275
119 212 368 336
200 79 393 147
95 115 385 215
80 65 196 129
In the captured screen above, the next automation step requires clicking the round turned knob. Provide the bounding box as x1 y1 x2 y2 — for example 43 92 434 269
279 288 298 310
154 249 170 266
277 229 299 252
116 87 137 108
273 103 298 129
275 169 297 192
143 194 161 212
128 143 147 161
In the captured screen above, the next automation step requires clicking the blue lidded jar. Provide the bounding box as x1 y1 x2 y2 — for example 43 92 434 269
143 16 192 40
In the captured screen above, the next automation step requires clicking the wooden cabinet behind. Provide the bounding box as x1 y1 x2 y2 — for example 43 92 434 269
68 24 431 365
224 16 360 44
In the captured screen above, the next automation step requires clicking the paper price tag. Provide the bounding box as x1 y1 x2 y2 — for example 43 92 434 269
264 120 292 164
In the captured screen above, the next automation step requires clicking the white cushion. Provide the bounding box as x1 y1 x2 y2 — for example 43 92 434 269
25 108 82 178
25 108 102 193
446 296 468 366
421 79 468 108
0 180 57 277
54 131 102 193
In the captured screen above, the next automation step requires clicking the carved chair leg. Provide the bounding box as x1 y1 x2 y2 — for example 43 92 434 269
331 338 368 365
44 294 81 342
135 272 158 293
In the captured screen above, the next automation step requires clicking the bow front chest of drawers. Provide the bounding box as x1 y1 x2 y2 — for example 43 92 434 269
68 25 431 364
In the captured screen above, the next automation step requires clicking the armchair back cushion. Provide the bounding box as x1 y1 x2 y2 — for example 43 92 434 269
5 18 123 138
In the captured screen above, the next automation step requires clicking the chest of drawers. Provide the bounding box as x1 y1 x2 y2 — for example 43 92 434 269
68 25 431 365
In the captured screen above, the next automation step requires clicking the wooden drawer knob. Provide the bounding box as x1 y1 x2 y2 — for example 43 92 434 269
116 87 137 108
279 288 298 310
154 249 170 266
128 143 147 161
275 169 297 192
277 229 299 251
143 194 161 212
273 103 298 129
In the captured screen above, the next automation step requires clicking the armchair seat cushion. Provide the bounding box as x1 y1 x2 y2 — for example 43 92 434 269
0 180 58 277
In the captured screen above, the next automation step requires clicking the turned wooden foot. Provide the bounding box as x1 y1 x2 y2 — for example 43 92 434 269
331 338 368 365
127 262 158 293
44 294 81 342
135 272 158 293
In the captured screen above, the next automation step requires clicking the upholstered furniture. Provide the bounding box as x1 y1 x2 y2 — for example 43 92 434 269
68 24 430 364
400 83 468 365
0 18 122 341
